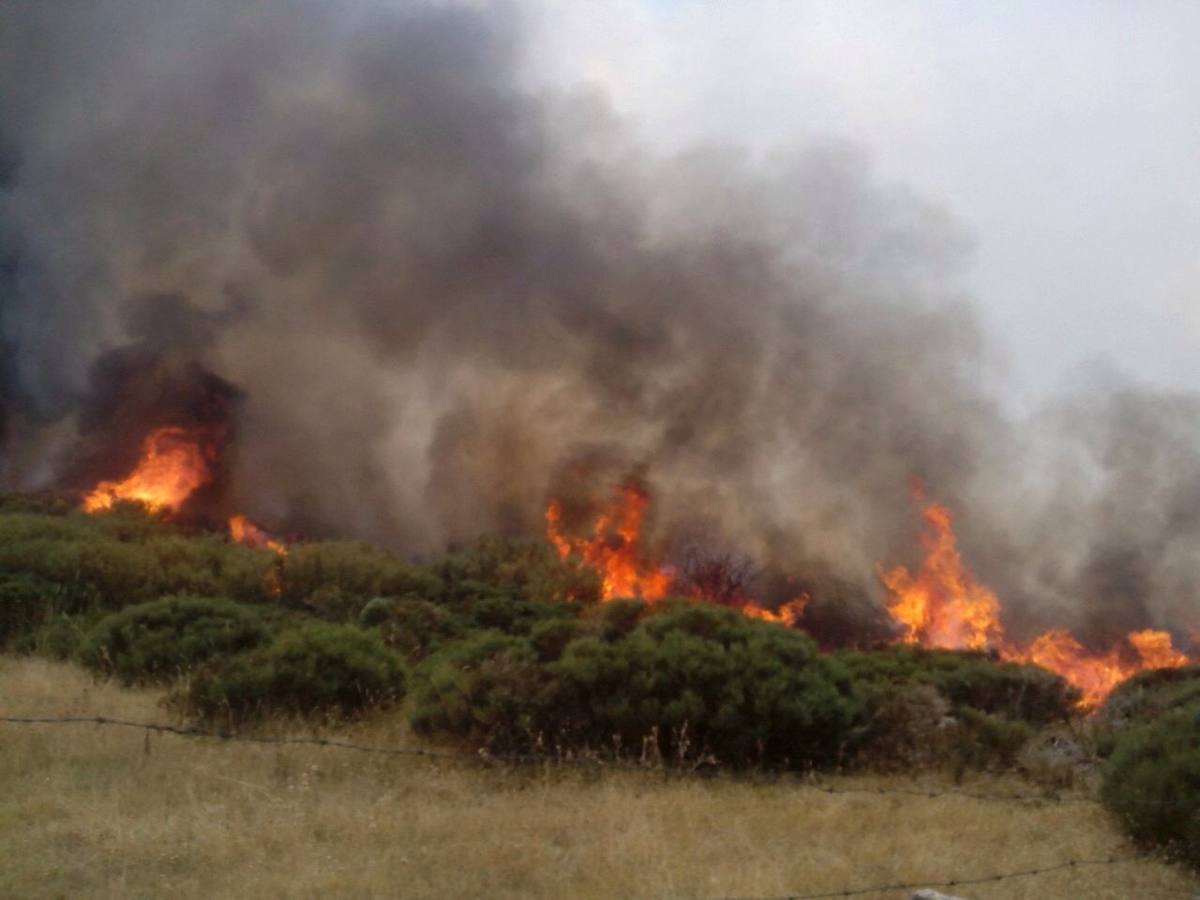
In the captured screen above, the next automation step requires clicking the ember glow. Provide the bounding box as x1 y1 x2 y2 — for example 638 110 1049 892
545 483 672 601
82 427 214 514
880 492 1196 708
228 514 288 556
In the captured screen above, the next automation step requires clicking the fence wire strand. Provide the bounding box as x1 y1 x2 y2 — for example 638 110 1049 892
0 713 1102 803
4 713 1199 900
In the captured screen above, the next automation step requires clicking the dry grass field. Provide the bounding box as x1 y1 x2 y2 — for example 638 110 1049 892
2 656 1197 900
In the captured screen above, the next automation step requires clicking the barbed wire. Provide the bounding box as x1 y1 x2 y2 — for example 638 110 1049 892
0 712 1099 803
718 845 1195 900
4 714 1198 899
3 713 1196 814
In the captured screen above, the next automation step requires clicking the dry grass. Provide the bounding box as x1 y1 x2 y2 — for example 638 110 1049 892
1 656 1197 900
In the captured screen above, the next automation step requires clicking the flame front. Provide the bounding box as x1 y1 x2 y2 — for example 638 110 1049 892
880 492 1195 708
878 500 1002 651
740 595 810 627
545 483 671 601
83 426 213 514
228 514 288 556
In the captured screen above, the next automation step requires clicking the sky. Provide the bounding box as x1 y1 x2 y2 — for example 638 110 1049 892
526 0 1200 405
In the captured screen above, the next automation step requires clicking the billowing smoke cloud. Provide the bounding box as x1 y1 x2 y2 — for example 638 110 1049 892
1 0 1196 645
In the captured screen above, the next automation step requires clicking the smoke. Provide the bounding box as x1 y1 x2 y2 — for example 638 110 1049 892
1 0 1196 645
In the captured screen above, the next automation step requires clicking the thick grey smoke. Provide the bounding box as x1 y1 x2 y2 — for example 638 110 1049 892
0 0 1196 645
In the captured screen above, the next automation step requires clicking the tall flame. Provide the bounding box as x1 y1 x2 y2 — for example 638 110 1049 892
82 426 213 514
545 483 672 601
878 500 1002 651
880 492 1195 708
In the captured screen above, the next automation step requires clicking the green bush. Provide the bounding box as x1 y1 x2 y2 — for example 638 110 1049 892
950 707 1035 771
360 596 466 659
1102 665 1200 728
0 511 279 614
183 624 407 724
1101 709 1200 869
0 573 61 644
409 631 542 749
434 537 601 608
10 611 108 660
411 602 863 769
280 542 415 609
81 596 273 683
838 644 1079 725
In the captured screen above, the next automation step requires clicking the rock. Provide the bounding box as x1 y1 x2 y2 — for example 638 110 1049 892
911 891 967 900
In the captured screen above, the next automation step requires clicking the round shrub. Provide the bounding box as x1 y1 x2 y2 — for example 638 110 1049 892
411 602 864 769
81 596 273 684
0 573 60 644
409 631 542 748
1101 709 1200 869
1102 665 1200 728
184 623 406 724
361 596 466 659
838 645 1079 725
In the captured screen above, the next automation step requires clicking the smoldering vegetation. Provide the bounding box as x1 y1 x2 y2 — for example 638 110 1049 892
0 0 1197 645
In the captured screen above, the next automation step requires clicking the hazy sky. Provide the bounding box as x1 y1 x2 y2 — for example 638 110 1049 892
527 0 1200 404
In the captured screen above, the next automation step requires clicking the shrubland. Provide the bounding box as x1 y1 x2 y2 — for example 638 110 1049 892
0 493 1196 870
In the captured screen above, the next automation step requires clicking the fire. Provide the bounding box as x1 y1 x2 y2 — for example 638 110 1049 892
545 484 809 627
1011 630 1129 708
228 514 288 556
1128 628 1190 669
82 426 213 514
878 500 1002 651
740 595 810 627
880 491 1195 708
545 483 672 601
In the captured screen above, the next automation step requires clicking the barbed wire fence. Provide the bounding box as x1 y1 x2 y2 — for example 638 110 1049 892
3 713 1198 899
0 712 1103 801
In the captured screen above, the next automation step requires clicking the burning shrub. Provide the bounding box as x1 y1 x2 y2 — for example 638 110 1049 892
411 602 863 769
1102 708 1200 869
182 624 406 724
81 595 273 684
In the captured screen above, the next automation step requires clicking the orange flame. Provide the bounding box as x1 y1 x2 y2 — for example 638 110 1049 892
740 595 810 627
1128 628 1190 670
83 426 213 514
881 492 1195 708
545 483 672 601
878 501 1002 651
228 514 288 556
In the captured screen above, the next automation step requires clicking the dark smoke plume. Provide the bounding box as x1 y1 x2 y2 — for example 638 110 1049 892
1 0 1196 645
